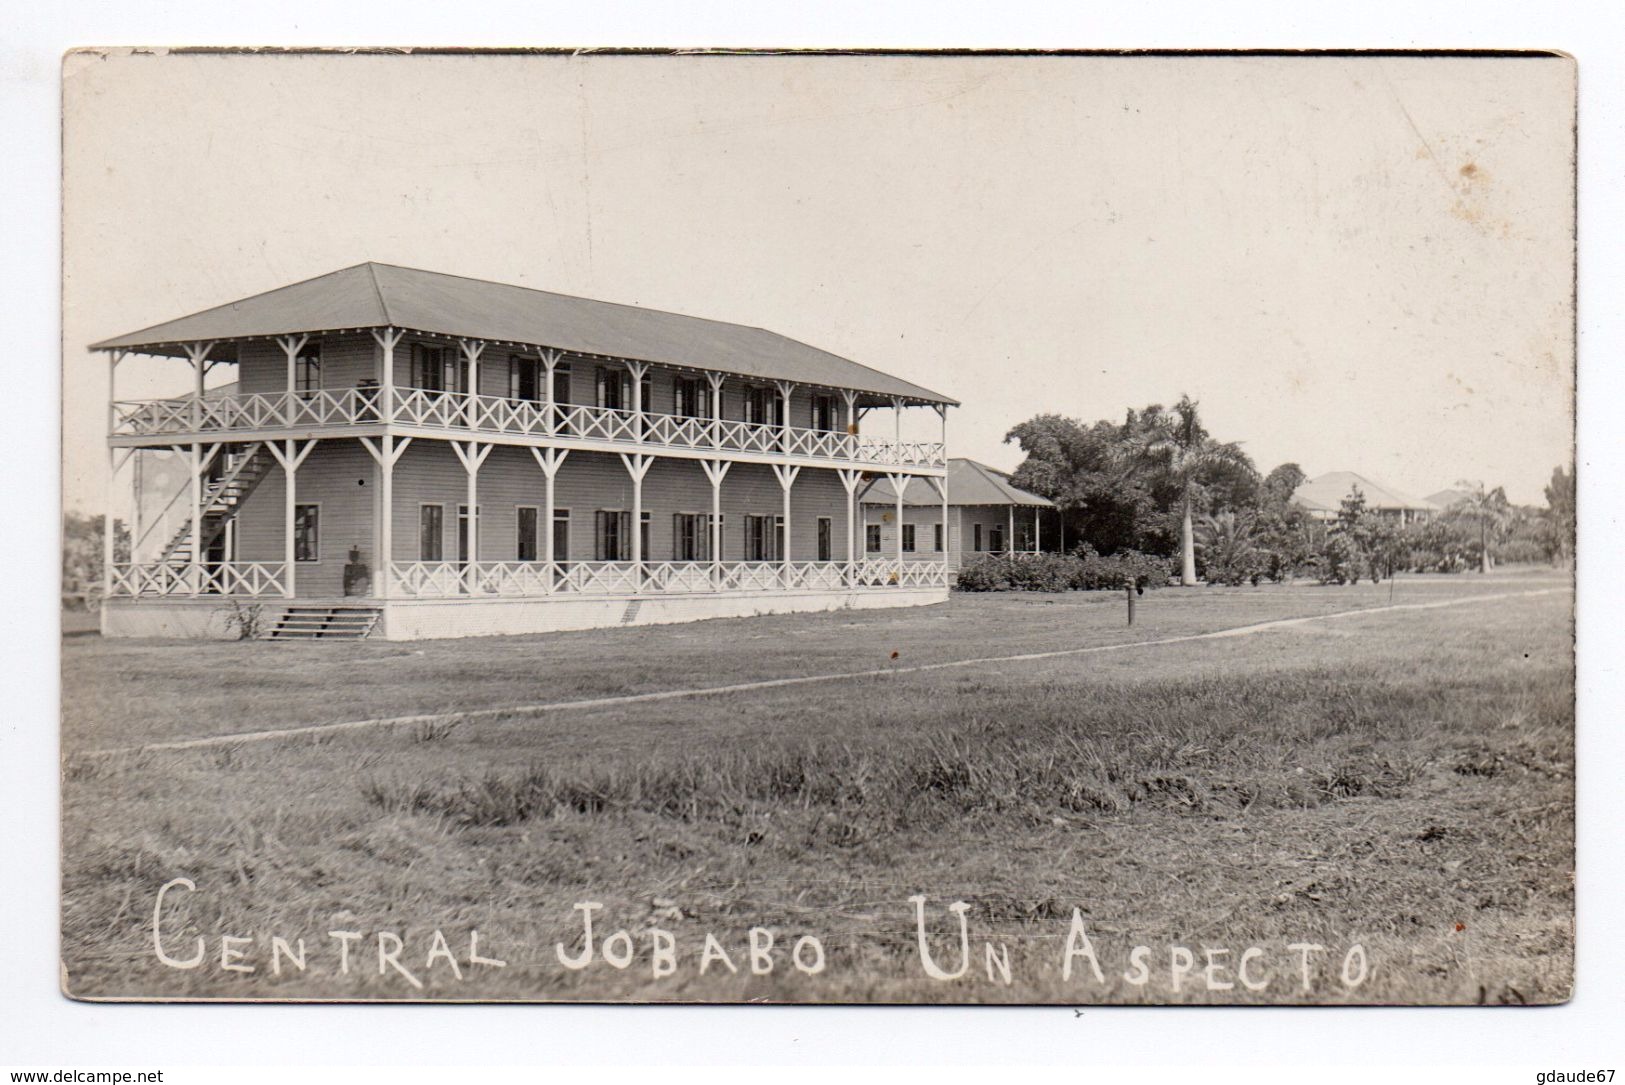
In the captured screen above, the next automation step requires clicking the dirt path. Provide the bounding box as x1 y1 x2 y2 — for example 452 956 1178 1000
92 586 1565 756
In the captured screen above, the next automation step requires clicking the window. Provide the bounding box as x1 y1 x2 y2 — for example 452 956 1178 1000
744 386 783 427
811 394 839 432
596 368 627 411
866 524 882 554
817 517 832 562
745 514 783 561
675 377 710 419
673 513 709 561
989 525 1005 553
296 342 322 394
509 355 543 402
420 505 444 561
974 523 984 552
457 504 479 564
517 506 539 561
595 511 649 560
902 524 917 553
934 523 944 552
293 504 319 562
411 344 464 393
552 510 570 563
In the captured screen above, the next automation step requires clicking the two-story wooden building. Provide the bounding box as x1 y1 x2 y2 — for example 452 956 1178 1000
94 263 956 639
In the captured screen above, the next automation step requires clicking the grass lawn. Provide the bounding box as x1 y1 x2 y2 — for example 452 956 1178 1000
60 569 1574 1004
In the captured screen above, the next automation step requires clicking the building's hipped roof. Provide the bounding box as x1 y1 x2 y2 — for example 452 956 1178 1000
91 262 957 407
1291 471 1437 514
861 458 1056 508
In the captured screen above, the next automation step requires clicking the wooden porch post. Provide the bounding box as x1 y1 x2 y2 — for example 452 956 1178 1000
1008 506 1015 556
701 458 731 587
937 405 949 572
530 446 570 592
266 439 317 598
1034 507 1041 553
838 469 862 583
360 435 411 599
459 339 485 428
773 464 800 580
776 380 795 450
619 452 653 588
541 349 560 436
276 334 309 405
706 372 725 449
189 443 202 594
627 361 649 442
371 327 404 425
103 351 126 603
452 440 493 590
183 341 215 430
896 474 907 566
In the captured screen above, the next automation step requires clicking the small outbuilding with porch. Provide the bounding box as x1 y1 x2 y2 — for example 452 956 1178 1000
859 458 1060 572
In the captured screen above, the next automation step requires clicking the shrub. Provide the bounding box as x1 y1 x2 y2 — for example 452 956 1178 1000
956 549 1172 593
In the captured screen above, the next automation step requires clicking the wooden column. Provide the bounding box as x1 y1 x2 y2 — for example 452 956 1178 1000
452 440 493 591
188 443 204 594
701 459 731 587
937 405 949 571
530 447 570 573
1034 507 1041 553
838 469 862 582
183 341 215 430
102 351 126 604
541 349 561 435
707 372 725 449
890 472 907 569
460 339 485 428
267 439 316 598
773 464 801 579
361 435 412 599
1008 506 1015 555
628 361 649 442
776 380 795 451
620 452 653 587
371 327 404 425
276 334 309 406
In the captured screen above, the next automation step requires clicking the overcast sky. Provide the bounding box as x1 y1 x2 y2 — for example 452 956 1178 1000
62 51 1574 509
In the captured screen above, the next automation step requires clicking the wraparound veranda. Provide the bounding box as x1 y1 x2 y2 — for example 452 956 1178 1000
94 263 957 639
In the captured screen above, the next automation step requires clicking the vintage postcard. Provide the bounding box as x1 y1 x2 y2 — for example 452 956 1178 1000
60 49 1576 1004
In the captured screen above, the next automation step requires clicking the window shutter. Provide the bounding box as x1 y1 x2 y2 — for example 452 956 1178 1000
595 510 607 561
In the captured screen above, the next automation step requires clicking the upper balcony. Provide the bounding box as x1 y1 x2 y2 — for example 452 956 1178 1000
110 386 948 470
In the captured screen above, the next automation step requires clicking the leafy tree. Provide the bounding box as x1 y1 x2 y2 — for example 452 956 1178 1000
1119 395 1255 585
1004 414 1164 556
1260 462 1307 506
1542 464 1575 566
62 512 128 610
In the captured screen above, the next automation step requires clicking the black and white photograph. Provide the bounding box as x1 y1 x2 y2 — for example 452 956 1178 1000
54 48 1577 1010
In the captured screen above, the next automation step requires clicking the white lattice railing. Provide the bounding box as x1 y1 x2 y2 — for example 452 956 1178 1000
386 560 950 598
111 388 947 468
107 562 290 597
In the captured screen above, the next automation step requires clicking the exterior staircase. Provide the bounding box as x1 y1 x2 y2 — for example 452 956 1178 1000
158 443 273 562
266 605 381 640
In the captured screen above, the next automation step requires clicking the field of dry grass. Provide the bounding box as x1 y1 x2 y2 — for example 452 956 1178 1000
60 570 1574 1004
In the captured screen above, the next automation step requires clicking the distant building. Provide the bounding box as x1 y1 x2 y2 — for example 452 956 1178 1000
859 458 1059 571
1425 487 1476 511
1291 471 1437 525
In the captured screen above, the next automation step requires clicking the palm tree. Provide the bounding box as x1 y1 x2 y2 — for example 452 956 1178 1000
1450 480 1512 574
1121 395 1252 585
